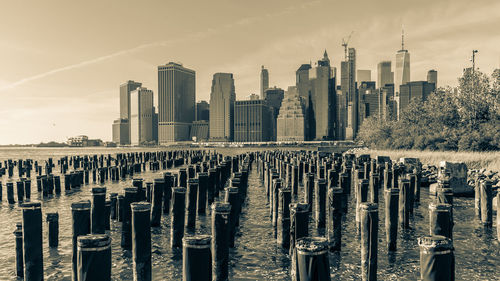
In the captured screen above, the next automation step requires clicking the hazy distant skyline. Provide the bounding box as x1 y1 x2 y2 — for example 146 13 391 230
1 0 499 144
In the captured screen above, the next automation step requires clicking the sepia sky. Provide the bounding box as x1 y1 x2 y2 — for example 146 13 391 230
0 0 499 144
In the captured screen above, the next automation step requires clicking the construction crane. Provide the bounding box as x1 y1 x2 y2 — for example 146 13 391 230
342 31 354 61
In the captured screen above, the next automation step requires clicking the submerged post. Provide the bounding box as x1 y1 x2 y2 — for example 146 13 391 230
360 202 378 281
77 234 112 281
131 202 152 281
46 212 59 248
71 200 91 281
211 202 231 281
22 201 44 281
183 235 212 281
418 235 454 281
171 187 186 248
295 237 330 281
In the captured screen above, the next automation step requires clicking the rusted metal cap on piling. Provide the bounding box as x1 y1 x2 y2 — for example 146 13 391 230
211 202 231 214
46 212 58 222
71 200 91 210
359 202 378 212
131 201 151 212
183 234 211 249
77 234 112 251
21 201 41 209
418 235 453 253
91 187 106 195
296 237 329 255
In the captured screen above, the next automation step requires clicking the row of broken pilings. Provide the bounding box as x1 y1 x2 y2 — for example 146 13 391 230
11 149 254 281
1 150 195 207
256 150 497 281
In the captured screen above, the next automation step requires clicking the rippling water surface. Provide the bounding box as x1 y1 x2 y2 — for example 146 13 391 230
0 147 498 280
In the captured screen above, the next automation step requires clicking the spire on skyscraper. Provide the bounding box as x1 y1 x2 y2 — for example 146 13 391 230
401 25 405 51
323 49 328 60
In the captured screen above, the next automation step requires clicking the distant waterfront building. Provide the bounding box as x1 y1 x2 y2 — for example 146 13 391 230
209 73 235 141
130 87 154 145
67 135 103 147
157 62 195 143
377 61 393 88
357 70 371 83
260 66 269 98
234 99 272 142
277 86 305 141
196 101 210 121
190 120 209 141
397 81 435 120
112 118 129 145
427 70 437 88
394 31 410 94
119 80 142 144
264 86 285 140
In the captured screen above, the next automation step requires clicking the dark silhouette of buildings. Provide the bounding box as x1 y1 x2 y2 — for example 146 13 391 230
234 99 272 142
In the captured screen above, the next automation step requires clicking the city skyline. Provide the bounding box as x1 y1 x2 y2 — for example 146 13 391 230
1 0 499 144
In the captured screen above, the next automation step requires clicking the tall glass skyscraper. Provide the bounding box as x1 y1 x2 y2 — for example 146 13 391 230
157 62 195 143
395 32 410 94
119 80 142 144
377 61 393 89
209 73 235 141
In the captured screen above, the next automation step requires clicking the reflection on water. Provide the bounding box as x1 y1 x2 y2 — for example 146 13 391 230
0 147 498 280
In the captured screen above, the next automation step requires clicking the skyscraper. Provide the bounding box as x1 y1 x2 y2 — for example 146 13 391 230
357 70 371 83
344 48 357 140
157 62 195 143
395 30 410 94
260 66 269 98
397 81 435 119
427 70 437 88
277 86 306 141
377 61 393 88
196 101 210 121
308 50 336 140
264 87 285 140
296 64 311 101
130 87 154 145
119 80 142 144
209 73 235 141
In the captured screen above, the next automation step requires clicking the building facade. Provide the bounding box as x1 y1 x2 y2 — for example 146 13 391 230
234 99 272 142
358 81 378 127
395 38 410 94
277 86 305 141
343 48 357 140
196 101 210 121
427 70 437 88
119 80 142 144
157 62 195 143
209 73 235 141
130 87 154 145
264 87 284 140
397 81 435 119
377 61 393 89
112 118 129 145
190 120 209 141
357 70 371 84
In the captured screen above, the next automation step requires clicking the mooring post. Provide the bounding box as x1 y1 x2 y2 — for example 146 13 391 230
328 187 343 252
71 200 91 281
14 222 23 278
151 178 164 227
183 235 212 281
171 187 186 248
91 187 106 234
360 202 378 281
277 187 291 249
295 237 331 281
21 201 44 281
480 180 493 227
46 212 59 248
429 202 453 240
131 202 152 281
77 234 112 281
121 187 138 250
211 202 231 281
418 235 454 281
385 188 399 251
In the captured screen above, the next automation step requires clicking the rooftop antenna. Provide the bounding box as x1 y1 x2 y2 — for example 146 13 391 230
471 50 478 73
342 31 354 61
401 25 405 50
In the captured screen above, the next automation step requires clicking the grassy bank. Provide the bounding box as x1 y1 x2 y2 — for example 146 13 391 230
357 149 500 172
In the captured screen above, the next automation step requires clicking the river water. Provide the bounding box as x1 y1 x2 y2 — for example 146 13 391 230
0 147 498 280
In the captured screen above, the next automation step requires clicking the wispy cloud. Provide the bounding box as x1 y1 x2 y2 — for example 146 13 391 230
0 1 321 93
